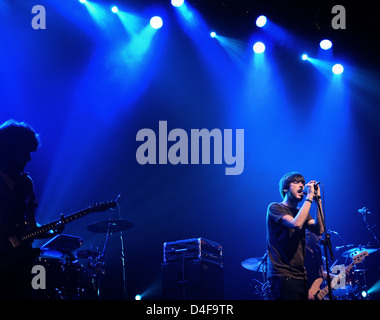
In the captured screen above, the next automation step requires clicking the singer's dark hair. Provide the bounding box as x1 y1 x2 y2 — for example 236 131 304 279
279 171 305 199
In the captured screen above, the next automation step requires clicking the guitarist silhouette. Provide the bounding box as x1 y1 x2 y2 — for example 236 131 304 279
0 120 62 299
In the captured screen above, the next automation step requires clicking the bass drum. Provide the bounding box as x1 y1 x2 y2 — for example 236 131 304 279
60 259 96 300
33 257 64 300
33 257 95 300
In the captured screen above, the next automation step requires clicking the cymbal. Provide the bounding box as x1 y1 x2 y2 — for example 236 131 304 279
241 257 265 272
342 247 379 258
87 219 134 233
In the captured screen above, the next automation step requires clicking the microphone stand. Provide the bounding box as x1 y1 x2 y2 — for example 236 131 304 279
315 191 334 301
360 209 380 248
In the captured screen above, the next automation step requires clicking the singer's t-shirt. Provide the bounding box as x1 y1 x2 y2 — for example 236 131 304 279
266 202 312 280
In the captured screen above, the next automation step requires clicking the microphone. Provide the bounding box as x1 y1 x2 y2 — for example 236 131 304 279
358 207 372 215
303 181 321 195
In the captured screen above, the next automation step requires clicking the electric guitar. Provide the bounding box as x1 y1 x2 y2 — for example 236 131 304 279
308 250 369 300
0 196 119 267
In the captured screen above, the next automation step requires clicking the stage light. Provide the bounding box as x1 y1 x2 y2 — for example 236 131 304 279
332 63 344 75
79 0 87 3
210 31 216 38
320 39 332 50
171 0 184 7
361 290 368 299
253 42 265 54
135 294 142 300
111 6 118 14
150 16 163 29
256 15 267 28
301 54 308 61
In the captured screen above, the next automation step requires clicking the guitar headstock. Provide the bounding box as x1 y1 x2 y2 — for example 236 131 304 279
89 200 118 212
352 250 369 265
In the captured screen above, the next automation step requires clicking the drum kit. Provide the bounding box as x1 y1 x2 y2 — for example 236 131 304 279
36 219 134 300
241 246 379 300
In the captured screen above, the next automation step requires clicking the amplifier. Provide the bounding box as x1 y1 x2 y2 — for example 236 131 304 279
163 237 222 266
162 259 224 300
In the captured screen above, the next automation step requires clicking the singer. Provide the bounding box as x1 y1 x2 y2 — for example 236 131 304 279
266 172 324 300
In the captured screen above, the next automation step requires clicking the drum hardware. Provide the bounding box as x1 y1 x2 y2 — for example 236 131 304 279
241 252 269 300
38 234 88 300
86 219 134 299
37 217 134 300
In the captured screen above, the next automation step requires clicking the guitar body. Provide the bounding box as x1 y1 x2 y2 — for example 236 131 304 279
0 223 39 271
309 278 324 300
308 251 369 300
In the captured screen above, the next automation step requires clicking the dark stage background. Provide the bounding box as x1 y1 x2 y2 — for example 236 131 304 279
1 0 380 299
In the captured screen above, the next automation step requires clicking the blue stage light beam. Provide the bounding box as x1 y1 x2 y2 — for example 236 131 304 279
332 63 344 75
119 23 159 67
115 10 145 36
320 39 333 50
150 16 163 29
80 0 114 31
305 56 345 78
368 279 380 296
212 34 246 68
171 0 184 7
256 15 267 28
253 41 265 54
173 1 194 24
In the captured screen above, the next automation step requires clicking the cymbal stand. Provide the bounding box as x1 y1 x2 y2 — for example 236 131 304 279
256 252 269 300
117 196 128 300
92 227 112 299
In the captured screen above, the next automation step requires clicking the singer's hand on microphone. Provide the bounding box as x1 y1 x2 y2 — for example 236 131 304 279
304 181 316 198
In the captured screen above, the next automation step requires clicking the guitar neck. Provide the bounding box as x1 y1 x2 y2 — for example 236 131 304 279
20 207 94 242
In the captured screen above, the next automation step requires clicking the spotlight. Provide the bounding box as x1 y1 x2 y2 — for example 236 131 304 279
111 6 118 14
253 42 265 54
301 54 308 61
332 63 344 75
320 39 333 50
361 290 368 299
150 16 163 29
135 294 142 300
256 15 267 28
79 0 87 3
210 31 216 38
171 0 184 7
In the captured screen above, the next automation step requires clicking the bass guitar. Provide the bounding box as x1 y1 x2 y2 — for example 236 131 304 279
309 250 368 300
